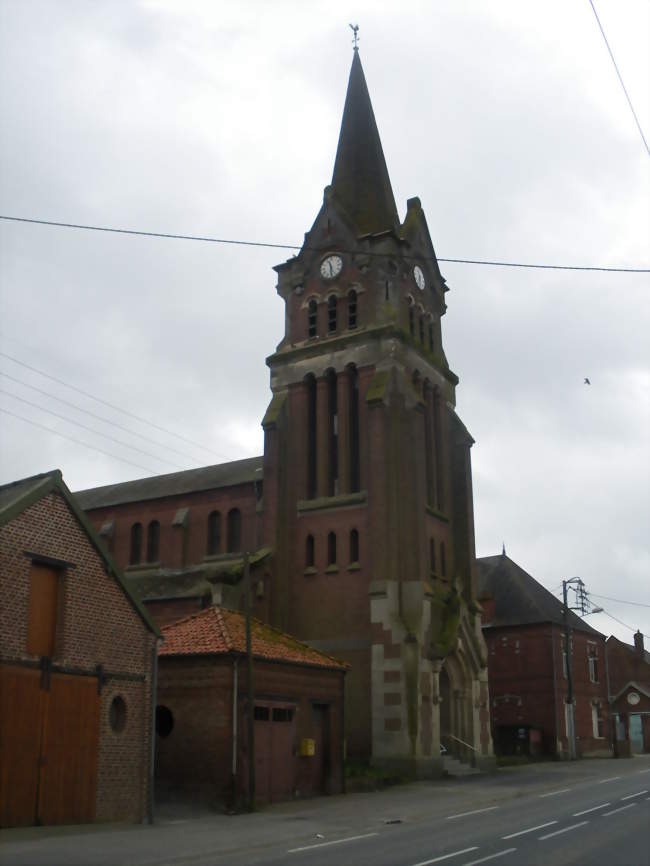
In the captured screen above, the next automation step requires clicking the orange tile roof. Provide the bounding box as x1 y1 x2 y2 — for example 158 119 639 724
159 606 348 671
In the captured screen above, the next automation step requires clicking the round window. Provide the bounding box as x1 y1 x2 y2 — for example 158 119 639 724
156 705 174 738
109 695 127 733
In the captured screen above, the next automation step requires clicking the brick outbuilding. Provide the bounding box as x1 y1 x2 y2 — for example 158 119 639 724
606 632 650 755
155 605 347 807
0 471 160 828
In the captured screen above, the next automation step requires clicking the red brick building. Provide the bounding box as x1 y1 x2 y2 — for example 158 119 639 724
606 632 650 754
0 471 160 828
156 606 347 806
78 50 494 776
477 554 610 758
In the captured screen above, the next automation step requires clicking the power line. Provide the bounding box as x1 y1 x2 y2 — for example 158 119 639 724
0 407 157 474
589 592 650 609
0 370 206 466
599 607 649 639
0 351 234 462
1 215 648 273
0 389 188 470
587 0 650 157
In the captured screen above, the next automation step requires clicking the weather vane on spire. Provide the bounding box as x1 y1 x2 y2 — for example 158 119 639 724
349 23 359 51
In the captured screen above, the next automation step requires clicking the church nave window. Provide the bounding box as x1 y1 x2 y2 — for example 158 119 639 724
348 289 357 329
307 299 318 338
440 541 446 577
207 510 221 556
327 531 337 567
328 295 338 333
227 508 241 553
419 315 424 344
428 321 434 352
430 538 436 574
146 520 160 563
305 534 315 568
349 528 359 564
129 522 142 565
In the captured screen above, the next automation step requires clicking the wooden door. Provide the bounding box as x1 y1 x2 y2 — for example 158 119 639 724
0 665 99 827
0 665 42 827
38 673 100 825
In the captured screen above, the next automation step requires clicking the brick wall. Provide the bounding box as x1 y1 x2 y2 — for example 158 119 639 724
0 492 155 822
156 655 345 804
483 622 610 756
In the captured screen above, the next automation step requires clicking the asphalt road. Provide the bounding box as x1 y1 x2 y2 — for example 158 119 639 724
2 758 649 866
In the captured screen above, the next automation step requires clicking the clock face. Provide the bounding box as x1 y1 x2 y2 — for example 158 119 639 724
413 265 425 290
320 255 343 280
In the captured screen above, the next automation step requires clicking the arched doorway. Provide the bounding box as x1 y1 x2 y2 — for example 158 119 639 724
440 651 475 761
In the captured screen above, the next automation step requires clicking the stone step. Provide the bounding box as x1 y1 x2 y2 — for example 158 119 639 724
442 755 481 777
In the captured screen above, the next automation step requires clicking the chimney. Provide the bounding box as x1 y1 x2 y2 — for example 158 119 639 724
634 630 644 656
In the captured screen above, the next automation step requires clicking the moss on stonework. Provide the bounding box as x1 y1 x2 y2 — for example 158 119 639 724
431 586 461 656
261 392 287 428
366 370 390 403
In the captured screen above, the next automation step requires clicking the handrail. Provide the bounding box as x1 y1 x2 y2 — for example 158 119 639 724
441 732 478 753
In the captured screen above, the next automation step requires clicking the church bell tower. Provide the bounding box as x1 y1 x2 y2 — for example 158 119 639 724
261 49 493 773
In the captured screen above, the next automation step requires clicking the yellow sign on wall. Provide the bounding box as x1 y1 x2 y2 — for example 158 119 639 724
300 738 315 757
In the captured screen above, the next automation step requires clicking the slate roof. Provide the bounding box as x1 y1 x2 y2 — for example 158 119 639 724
330 51 399 236
159 605 348 671
476 554 603 636
75 455 264 509
0 469 160 637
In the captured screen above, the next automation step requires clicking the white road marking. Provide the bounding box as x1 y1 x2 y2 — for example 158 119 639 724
603 803 636 817
287 832 379 853
637 768 650 774
502 821 557 839
446 806 499 820
539 787 572 798
598 776 621 784
573 803 610 816
538 820 589 840
461 849 517 866
621 789 648 800
409 847 479 866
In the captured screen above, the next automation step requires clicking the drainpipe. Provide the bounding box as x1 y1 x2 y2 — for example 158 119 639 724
148 637 159 825
232 658 238 798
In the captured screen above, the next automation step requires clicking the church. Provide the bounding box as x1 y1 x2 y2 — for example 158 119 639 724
77 49 494 776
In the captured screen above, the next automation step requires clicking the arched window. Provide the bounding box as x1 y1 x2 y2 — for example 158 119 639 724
350 529 359 563
306 374 317 499
308 299 317 338
440 541 446 577
227 508 241 553
129 522 142 565
348 290 357 329
408 301 415 336
146 520 160 563
328 295 337 333
305 534 315 568
419 315 424 343
327 369 338 496
348 364 360 493
327 531 337 566
430 538 436 573
207 510 221 556
428 321 434 352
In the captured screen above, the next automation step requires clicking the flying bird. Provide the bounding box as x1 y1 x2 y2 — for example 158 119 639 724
584 378 591 385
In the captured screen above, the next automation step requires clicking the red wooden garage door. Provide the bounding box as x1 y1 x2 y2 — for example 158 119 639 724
0 664 99 827
252 704 296 804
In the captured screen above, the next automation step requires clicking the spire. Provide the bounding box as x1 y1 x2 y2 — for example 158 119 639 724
330 52 399 236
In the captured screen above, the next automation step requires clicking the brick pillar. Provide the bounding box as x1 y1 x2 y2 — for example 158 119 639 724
337 370 351 495
316 376 330 498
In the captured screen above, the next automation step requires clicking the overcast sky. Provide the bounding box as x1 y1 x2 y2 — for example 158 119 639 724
1 1 648 643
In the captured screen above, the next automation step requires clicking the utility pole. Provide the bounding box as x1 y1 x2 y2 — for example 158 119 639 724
244 551 255 810
562 577 590 761
563 579 577 760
